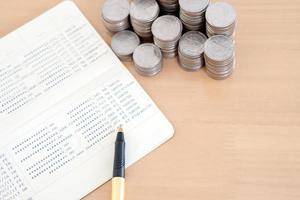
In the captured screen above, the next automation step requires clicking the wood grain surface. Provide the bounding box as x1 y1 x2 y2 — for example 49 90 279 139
1 0 300 199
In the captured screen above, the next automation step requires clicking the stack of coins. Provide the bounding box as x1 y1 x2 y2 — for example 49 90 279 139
130 0 160 40
204 35 235 80
157 0 179 14
206 2 237 38
152 15 182 58
178 31 207 71
179 0 210 31
101 0 130 33
133 43 163 76
111 30 140 62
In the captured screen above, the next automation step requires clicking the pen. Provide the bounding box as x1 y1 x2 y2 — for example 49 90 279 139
112 126 125 200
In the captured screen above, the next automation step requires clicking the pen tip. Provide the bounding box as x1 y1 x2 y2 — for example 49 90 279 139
117 125 123 133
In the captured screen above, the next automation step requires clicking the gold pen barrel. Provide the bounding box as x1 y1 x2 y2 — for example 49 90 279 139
112 177 125 200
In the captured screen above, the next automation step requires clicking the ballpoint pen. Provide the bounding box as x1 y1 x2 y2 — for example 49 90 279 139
111 126 125 200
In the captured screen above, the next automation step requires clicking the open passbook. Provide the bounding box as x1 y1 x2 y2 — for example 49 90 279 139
0 1 174 199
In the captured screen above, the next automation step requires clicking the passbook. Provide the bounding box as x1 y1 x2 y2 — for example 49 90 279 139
0 1 174 200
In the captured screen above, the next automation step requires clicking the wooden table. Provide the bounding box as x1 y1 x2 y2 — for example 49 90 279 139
1 0 300 199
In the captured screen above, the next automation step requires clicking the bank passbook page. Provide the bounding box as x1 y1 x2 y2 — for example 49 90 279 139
0 1 174 200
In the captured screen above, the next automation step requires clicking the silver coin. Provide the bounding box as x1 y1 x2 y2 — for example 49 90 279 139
179 0 210 12
205 2 236 38
206 64 234 75
158 0 179 14
204 35 235 80
178 31 207 71
204 53 234 66
206 2 236 28
206 59 234 73
102 0 130 22
102 18 130 33
102 0 130 32
179 0 209 31
204 35 234 62
179 31 207 58
130 0 159 22
178 56 205 71
133 43 162 76
206 67 234 80
130 0 159 39
151 15 182 58
111 30 140 61
135 67 162 76
152 15 182 41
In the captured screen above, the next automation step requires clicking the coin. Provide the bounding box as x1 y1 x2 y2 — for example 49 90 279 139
152 15 182 58
101 0 130 33
179 0 210 31
178 31 207 71
130 0 160 39
111 30 140 62
206 2 237 38
157 0 179 14
204 35 234 61
204 35 235 80
133 43 163 76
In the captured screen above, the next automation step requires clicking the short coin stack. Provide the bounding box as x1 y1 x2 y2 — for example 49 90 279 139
152 15 183 58
206 2 237 38
179 0 210 31
133 43 163 76
130 0 160 40
111 30 140 62
204 35 235 80
101 0 130 33
178 31 207 71
157 0 179 14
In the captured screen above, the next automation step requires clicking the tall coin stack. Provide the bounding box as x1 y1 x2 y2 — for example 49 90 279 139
101 0 130 33
133 43 163 76
111 30 140 62
157 0 179 15
204 35 235 80
130 0 160 40
206 2 237 38
178 31 207 71
179 0 210 31
152 15 183 58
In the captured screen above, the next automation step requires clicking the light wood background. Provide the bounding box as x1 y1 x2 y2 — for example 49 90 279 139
1 0 300 199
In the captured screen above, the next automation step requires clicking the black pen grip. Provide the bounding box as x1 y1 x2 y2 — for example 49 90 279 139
113 132 125 178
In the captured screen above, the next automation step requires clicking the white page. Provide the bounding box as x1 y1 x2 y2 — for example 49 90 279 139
0 1 174 200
